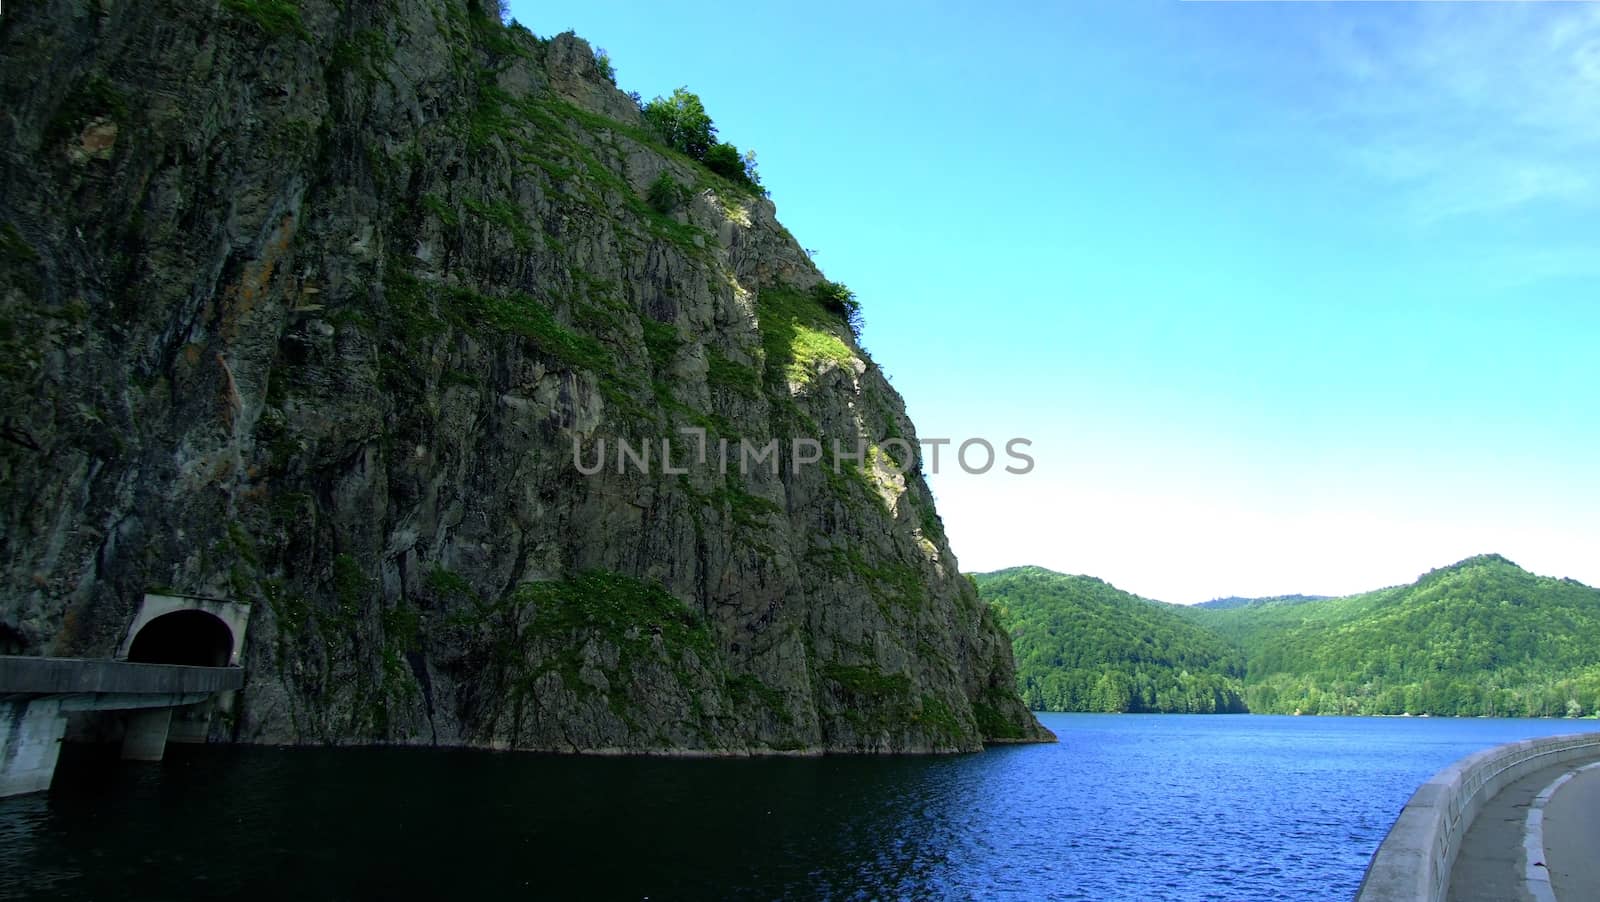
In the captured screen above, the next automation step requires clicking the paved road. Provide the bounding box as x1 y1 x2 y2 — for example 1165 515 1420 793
1447 757 1600 902
1542 764 1600 901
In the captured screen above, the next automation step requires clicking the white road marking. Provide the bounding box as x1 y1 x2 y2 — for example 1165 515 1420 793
1523 759 1600 902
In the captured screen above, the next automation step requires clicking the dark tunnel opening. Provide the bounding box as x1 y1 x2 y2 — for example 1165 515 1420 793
126 610 234 667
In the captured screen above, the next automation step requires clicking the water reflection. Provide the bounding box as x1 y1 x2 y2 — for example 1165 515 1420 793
1 715 1591 900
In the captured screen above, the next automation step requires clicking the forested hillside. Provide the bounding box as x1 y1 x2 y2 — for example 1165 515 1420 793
976 568 1248 714
984 556 1600 718
1193 594 1329 611
1183 555 1600 717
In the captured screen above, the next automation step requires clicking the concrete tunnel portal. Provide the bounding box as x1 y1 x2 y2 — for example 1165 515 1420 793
125 610 235 668
0 594 249 796
105 595 252 763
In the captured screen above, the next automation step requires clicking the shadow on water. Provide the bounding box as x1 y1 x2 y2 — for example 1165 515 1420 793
1 742 998 901
4 715 1594 901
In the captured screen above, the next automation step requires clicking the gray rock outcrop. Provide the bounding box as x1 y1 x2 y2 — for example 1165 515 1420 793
0 0 1051 753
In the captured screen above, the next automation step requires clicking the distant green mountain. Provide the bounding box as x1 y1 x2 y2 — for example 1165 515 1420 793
1180 554 1600 717
980 555 1600 718
1193 594 1329 611
974 567 1248 714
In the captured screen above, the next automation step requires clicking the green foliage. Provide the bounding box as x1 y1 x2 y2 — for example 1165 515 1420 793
0 223 36 263
646 171 691 214
640 316 682 370
978 567 1248 714
992 555 1600 719
739 147 762 190
462 195 533 247
220 0 309 40
810 279 862 337
424 565 477 601
421 193 460 228
593 47 617 84
702 142 738 177
262 579 311 640
380 262 608 373
378 263 449 346
912 695 964 744
726 673 787 718
226 522 260 566
851 549 924 611
515 571 714 660
462 81 520 152
754 284 857 387
640 88 763 192
817 661 975 746
704 142 761 190
328 29 393 85
917 503 946 544
972 697 1026 740
642 88 716 160
824 663 912 698
704 348 760 398
382 600 421 652
711 483 782 530
485 88 716 258
330 553 371 624
470 0 509 25
1181 554 1600 717
472 13 530 59
450 286 609 371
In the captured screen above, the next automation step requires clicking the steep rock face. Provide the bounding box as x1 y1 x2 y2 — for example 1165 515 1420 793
0 0 1050 752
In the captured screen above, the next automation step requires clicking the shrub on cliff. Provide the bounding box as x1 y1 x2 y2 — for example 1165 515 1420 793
643 88 715 160
646 172 691 214
811 279 862 336
641 88 763 192
593 47 616 84
704 141 762 190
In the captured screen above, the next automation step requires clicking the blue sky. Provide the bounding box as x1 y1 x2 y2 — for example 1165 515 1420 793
511 1 1600 602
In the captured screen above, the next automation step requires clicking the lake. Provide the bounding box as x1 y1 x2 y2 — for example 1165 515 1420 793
1 713 1593 900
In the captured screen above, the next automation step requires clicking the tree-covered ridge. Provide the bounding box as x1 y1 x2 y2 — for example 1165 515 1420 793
976 567 1248 714
1193 594 1330 611
1181 554 1600 717
984 555 1600 718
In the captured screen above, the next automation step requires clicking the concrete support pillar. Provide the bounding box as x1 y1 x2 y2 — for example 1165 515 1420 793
165 702 212 744
120 707 172 761
0 698 67 797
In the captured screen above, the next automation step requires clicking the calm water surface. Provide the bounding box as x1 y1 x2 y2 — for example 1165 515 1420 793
1 714 1592 900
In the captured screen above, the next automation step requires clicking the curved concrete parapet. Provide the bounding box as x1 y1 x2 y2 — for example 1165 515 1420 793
1355 731 1600 902
0 656 244 695
0 655 246 797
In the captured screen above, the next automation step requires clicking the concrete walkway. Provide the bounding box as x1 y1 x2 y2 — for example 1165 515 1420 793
0 656 244 796
1447 756 1600 902
1542 763 1600 901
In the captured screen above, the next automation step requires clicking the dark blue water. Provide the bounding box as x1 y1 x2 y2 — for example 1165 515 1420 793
1 714 1593 900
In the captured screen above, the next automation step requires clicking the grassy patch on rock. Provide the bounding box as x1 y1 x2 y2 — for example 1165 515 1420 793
754 284 857 388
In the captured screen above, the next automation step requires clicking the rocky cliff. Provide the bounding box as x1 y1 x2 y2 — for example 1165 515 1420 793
0 0 1051 752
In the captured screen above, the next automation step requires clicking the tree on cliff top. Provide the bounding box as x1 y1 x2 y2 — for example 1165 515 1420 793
643 88 716 160
642 87 764 191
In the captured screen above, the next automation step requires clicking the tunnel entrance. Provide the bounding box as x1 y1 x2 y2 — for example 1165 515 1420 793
125 611 234 667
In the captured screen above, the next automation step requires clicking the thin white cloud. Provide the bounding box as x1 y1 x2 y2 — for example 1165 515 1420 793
1318 4 1600 223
